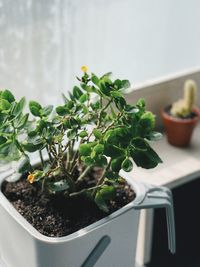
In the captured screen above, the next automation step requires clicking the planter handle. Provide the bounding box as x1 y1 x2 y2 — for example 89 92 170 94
134 183 176 254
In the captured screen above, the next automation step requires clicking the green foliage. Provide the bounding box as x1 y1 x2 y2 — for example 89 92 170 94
29 101 42 117
1 89 15 103
0 70 162 213
95 185 116 212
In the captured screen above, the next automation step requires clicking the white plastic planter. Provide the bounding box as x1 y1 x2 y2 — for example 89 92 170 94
0 171 176 267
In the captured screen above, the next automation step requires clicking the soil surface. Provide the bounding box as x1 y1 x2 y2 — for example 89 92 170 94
2 169 135 237
165 105 198 119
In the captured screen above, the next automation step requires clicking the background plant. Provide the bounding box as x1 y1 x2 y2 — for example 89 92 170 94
171 79 197 117
0 68 162 212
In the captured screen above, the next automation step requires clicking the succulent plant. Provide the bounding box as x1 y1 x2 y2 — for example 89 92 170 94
170 79 197 117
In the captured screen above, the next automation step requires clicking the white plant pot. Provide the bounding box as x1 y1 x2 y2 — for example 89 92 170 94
0 171 176 267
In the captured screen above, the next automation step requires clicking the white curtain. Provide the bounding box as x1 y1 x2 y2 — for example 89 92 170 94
0 0 75 105
0 0 114 105
0 0 200 105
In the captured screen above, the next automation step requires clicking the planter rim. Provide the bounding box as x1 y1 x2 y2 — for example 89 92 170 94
161 106 200 124
0 169 145 244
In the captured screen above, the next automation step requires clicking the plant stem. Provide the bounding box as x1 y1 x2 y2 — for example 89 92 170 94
11 122 24 155
102 111 123 134
69 149 79 173
66 141 72 170
69 183 104 197
97 99 112 128
46 146 53 162
65 172 76 191
39 150 44 167
97 159 111 186
76 166 92 183
70 160 78 176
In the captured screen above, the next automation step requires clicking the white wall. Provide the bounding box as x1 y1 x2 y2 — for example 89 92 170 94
0 0 200 104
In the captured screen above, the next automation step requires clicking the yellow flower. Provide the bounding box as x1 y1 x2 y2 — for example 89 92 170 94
27 173 35 184
81 65 88 73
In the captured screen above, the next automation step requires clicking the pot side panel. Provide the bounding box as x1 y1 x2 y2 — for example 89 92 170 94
0 200 140 267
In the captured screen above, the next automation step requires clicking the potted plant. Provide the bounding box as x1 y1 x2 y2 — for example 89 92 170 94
0 67 175 267
161 79 200 147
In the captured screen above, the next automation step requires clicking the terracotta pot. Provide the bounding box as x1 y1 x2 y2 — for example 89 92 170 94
161 107 200 147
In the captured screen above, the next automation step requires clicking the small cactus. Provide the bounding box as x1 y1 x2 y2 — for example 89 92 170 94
171 79 197 117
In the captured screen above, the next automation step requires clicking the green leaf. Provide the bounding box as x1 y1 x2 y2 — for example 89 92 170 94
31 170 44 182
79 143 92 156
31 107 41 117
93 129 102 139
137 98 146 108
15 113 29 129
131 137 148 151
67 129 77 140
69 92 75 101
100 72 112 79
81 83 91 92
28 130 37 137
125 105 139 114
91 74 100 86
146 131 163 141
79 142 97 156
73 86 83 99
95 185 116 213
104 128 131 146
83 156 94 166
121 80 131 89
90 150 96 159
23 142 44 152
93 144 104 154
91 101 100 111
66 100 74 109
56 106 68 116
130 145 162 169
140 112 155 130
96 155 107 167
40 105 53 117
99 81 110 96
13 97 26 116
114 97 126 110
95 193 109 213
29 101 42 117
114 79 122 89
111 156 125 172
79 130 88 138
110 91 123 98
0 136 7 145
0 141 20 161
69 117 79 127
99 185 116 199
0 99 11 111
79 93 89 103
122 158 133 172
1 90 15 103
104 144 125 158
48 180 70 193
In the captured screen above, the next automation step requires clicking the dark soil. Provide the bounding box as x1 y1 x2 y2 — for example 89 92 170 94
2 169 135 237
165 105 197 119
